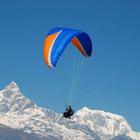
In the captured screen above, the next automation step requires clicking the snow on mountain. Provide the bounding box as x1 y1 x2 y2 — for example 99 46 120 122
0 124 55 140
0 81 139 140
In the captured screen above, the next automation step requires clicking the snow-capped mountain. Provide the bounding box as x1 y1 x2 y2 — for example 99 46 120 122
0 82 139 140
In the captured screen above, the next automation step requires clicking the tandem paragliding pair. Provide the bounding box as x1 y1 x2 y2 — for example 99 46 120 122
43 27 92 119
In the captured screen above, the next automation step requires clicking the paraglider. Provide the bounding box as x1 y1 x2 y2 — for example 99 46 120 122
43 27 92 118
63 105 74 119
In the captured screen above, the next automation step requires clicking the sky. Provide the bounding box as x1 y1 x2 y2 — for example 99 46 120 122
0 0 140 131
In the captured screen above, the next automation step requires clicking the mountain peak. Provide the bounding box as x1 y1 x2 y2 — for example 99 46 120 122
1 81 21 96
6 81 19 89
0 81 34 113
74 107 133 138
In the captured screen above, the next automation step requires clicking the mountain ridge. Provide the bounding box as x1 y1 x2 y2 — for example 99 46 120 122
0 81 139 140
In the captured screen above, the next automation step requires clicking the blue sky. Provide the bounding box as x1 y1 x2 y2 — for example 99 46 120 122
0 0 140 131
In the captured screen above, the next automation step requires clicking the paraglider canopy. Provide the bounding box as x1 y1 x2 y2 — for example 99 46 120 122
43 27 92 68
